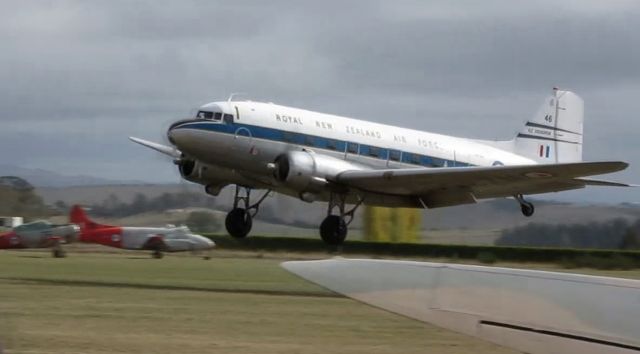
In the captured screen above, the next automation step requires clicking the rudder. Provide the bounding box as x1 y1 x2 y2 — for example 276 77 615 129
69 205 114 230
514 89 583 163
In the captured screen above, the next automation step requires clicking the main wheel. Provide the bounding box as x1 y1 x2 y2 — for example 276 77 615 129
520 202 535 217
225 208 253 238
320 215 348 245
52 248 66 258
152 250 164 259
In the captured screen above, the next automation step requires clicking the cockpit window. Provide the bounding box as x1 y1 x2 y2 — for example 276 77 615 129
196 111 223 122
196 111 212 120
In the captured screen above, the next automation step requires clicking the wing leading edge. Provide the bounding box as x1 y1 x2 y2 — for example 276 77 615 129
334 161 630 208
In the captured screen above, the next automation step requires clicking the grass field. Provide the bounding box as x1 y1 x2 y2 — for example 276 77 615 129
0 250 520 354
1 250 640 354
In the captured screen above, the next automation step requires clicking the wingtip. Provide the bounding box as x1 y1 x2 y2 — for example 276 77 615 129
612 161 629 172
592 160 629 172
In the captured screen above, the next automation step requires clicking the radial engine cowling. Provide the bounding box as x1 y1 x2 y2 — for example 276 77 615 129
176 158 253 190
177 158 198 181
273 151 361 197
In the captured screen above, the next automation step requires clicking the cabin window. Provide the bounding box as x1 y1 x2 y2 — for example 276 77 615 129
283 132 296 143
223 114 233 124
347 142 358 154
430 157 443 167
305 135 315 146
389 150 401 161
214 112 222 121
368 146 380 158
327 139 338 150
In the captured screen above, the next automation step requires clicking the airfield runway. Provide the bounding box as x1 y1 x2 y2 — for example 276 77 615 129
1 249 639 354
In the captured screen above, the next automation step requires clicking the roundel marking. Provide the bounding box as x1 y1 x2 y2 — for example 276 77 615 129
524 172 553 178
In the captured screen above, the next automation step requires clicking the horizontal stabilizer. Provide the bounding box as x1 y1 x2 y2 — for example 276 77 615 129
574 178 638 187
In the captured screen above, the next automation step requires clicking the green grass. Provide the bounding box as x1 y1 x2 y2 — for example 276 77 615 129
0 251 517 354
0 251 328 295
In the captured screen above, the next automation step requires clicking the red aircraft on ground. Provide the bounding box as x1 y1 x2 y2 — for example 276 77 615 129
69 205 214 259
0 220 79 257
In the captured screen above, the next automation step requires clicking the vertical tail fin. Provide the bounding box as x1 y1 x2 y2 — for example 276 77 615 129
69 205 113 230
513 89 583 163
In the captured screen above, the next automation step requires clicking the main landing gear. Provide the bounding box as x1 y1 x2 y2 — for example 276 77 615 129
51 242 66 258
152 249 164 259
49 238 66 258
515 194 535 217
225 186 271 239
320 193 362 245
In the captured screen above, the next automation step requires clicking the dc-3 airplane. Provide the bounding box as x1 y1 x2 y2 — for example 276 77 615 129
0 221 79 257
131 88 633 245
69 205 215 259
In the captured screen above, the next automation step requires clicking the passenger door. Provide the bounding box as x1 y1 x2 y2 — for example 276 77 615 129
345 142 359 161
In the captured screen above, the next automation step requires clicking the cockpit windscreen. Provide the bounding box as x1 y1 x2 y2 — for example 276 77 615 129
196 111 222 121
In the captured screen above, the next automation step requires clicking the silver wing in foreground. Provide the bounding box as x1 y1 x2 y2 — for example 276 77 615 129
283 258 640 354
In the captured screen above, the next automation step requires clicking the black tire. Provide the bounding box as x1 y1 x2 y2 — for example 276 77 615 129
225 208 253 238
521 202 535 217
152 250 164 259
52 249 66 258
320 215 348 245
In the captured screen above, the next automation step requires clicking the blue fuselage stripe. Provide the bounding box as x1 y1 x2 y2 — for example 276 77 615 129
173 121 472 168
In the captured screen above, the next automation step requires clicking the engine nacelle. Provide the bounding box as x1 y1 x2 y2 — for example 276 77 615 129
273 151 362 197
177 158 200 182
177 159 253 193
54 224 80 244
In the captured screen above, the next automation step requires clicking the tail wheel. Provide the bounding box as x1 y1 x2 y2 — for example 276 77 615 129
320 215 348 245
521 202 535 217
225 208 253 238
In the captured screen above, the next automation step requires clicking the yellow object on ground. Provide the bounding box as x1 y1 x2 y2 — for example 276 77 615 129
363 206 421 242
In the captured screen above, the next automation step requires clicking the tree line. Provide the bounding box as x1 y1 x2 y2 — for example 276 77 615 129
496 218 640 250
56 191 220 218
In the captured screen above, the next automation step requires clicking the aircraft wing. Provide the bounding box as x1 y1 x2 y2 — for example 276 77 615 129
283 258 640 354
335 161 630 208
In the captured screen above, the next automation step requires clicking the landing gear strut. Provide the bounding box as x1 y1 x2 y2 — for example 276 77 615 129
320 193 362 245
51 239 66 258
225 186 270 239
515 194 535 217
152 249 164 259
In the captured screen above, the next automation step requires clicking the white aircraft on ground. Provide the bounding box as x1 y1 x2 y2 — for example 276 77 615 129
131 88 632 245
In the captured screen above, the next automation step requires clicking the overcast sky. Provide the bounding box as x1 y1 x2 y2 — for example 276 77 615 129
0 0 639 203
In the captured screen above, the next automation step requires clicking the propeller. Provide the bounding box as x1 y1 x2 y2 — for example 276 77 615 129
129 137 181 159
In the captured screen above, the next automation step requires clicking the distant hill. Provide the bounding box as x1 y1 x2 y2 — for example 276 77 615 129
0 177 50 218
0 164 145 187
0 176 33 191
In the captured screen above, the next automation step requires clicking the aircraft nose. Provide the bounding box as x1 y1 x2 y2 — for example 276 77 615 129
167 119 194 145
193 235 215 249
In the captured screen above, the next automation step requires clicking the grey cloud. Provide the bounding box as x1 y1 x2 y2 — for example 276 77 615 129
311 13 640 96
0 1 638 202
